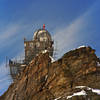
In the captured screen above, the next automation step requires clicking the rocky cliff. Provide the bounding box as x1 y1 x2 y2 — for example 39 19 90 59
0 46 100 100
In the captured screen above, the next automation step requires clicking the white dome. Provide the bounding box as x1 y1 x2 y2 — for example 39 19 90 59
33 29 52 41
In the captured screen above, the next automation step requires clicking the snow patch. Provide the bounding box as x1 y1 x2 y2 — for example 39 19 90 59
92 89 100 95
77 45 86 49
70 45 86 52
45 75 48 81
75 86 86 89
54 86 100 100
75 86 91 90
67 90 87 99
97 62 100 67
49 56 55 63
20 64 26 67
75 86 100 95
54 96 61 100
42 50 48 54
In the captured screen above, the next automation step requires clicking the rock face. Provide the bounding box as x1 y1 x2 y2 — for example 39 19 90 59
0 46 100 100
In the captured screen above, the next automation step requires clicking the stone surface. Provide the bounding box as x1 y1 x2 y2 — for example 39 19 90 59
0 46 100 100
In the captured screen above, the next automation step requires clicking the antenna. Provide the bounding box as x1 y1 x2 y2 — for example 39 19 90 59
43 24 45 29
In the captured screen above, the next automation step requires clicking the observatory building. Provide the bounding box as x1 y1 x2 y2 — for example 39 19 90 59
24 24 54 64
9 24 54 80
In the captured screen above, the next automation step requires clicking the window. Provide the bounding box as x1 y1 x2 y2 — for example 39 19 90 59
36 42 40 47
26 51 30 56
40 37 43 41
29 43 33 47
43 37 47 41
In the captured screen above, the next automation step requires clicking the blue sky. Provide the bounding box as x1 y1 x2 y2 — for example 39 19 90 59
0 0 100 95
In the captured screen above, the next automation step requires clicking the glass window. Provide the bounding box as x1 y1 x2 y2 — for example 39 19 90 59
29 43 33 47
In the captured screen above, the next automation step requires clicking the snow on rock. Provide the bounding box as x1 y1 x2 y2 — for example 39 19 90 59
73 90 86 96
49 56 55 63
77 45 86 49
62 86 100 99
42 50 48 54
97 62 100 67
70 45 86 52
54 96 61 100
92 89 100 95
75 86 86 89
20 64 26 67
75 86 91 90
75 86 100 95
45 75 48 81
67 90 87 99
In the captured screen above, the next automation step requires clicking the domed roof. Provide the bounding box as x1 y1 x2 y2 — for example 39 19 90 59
33 25 52 41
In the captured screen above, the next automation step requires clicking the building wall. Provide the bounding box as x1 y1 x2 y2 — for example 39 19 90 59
24 29 54 64
24 39 53 64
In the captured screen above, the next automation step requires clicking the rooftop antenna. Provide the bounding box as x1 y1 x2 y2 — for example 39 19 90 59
43 24 45 29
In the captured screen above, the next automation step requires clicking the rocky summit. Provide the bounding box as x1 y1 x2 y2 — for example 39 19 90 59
0 46 100 100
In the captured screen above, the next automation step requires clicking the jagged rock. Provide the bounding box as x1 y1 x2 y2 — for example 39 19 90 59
0 46 100 100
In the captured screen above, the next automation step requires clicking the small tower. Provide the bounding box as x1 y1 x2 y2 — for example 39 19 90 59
24 25 54 64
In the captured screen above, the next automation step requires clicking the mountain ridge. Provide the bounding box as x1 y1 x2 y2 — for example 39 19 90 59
0 46 100 100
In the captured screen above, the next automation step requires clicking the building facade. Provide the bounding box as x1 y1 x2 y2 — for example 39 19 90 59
24 25 54 64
